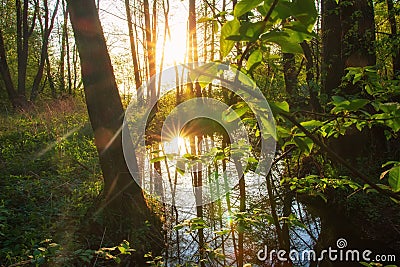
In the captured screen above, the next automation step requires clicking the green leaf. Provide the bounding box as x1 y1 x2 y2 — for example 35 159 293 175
114 257 121 264
220 18 240 57
293 136 313 155
388 166 400 192
222 103 250 122
260 115 277 140
262 30 303 54
269 100 289 114
150 156 166 164
174 224 185 230
234 0 264 17
347 99 370 111
214 229 231 236
271 1 293 21
292 0 317 31
176 167 185 175
331 96 369 113
300 120 323 130
118 246 126 254
247 49 262 70
239 21 267 41
197 16 213 23
190 63 222 88
382 161 400 168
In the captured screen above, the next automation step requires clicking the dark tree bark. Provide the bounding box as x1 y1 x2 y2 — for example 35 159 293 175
31 0 60 101
322 0 376 97
66 0 160 248
125 0 143 104
283 53 297 98
321 0 343 97
301 41 322 112
0 29 18 107
65 4 72 95
45 53 57 98
386 0 400 77
144 0 156 101
16 0 36 103
59 0 68 93
340 0 376 69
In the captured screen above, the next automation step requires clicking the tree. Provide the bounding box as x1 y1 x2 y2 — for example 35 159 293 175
0 29 18 107
0 0 37 107
144 0 156 101
322 0 376 97
124 0 142 104
66 0 160 249
386 0 400 77
30 0 60 101
321 0 343 97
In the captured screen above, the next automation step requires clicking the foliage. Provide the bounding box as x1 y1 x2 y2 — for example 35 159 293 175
220 0 317 60
0 98 102 265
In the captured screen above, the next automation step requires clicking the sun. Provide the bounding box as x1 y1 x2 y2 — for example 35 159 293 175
171 136 187 155
157 25 188 65
156 1 188 66
164 135 187 156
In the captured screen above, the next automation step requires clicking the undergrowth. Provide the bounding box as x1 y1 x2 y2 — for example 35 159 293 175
0 97 104 266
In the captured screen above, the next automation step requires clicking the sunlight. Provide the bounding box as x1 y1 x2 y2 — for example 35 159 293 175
158 19 188 65
164 135 188 156
170 136 187 155
156 0 188 65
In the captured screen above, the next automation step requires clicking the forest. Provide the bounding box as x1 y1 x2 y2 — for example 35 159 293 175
0 0 399 266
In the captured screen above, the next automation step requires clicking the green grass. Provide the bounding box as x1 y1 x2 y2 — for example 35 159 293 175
0 97 103 266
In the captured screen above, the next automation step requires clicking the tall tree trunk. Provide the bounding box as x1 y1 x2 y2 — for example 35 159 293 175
0 29 18 107
45 53 57 98
188 0 201 96
144 0 156 101
66 14 72 95
283 53 297 102
67 0 160 249
59 0 68 93
190 136 205 267
321 0 343 98
340 0 376 67
31 0 60 101
124 0 143 104
386 0 400 77
16 0 35 105
301 41 322 112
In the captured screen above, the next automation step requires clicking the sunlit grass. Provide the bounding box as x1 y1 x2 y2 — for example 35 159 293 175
0 97 103 265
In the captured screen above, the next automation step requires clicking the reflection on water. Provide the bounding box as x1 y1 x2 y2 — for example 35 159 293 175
138 134 320 266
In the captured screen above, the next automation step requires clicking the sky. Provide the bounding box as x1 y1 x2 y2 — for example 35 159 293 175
95 0 190 95
99 0 189 66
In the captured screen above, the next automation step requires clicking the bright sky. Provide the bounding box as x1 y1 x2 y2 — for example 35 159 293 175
97 0 189 94
99 0 188 67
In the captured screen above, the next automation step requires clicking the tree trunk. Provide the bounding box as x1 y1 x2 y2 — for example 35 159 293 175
0 29 18 107
16 0 35 104
188 0 201 97
45 53 57 98
386 0 400 77
124 0 143 104
67 0 160 249
283 53 297 99
59 0 68 93
31 0 60 101
340 0 376 70
321 0 343 98
144 0 156 101
301 41 322 112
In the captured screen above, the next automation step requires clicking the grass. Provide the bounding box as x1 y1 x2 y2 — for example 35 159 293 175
0 97 103 266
